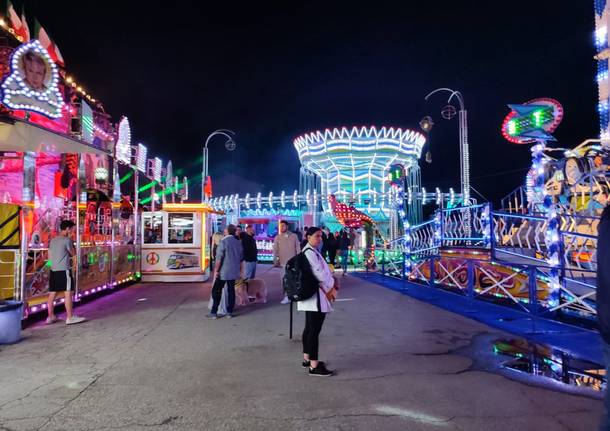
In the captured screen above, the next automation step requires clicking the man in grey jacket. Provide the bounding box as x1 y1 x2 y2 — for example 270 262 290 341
207 224 243 319
273 220 300 304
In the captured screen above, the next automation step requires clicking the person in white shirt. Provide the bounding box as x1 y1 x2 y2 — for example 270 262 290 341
298 226 338 377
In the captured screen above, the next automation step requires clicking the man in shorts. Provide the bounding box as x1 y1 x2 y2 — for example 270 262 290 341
46 220 86 325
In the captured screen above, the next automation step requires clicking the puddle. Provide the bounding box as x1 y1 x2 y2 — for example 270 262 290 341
455 333 606 398
494 338 606 392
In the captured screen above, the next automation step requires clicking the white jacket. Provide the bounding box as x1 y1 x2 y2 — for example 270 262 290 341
297 244 334 313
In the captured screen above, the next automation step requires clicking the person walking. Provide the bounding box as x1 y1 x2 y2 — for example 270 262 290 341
338 229 350 276
207 224 243 319
210 230 224 270
320 228 329 261
46 220 86 325
242 224 258 280
273 220 300 304
597 205 610 430
326 231 338 267
299 226 337 377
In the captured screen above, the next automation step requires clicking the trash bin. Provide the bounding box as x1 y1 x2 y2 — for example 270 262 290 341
0 300 23 344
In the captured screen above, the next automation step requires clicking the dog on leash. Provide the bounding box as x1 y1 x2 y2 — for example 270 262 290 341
235 278 267 306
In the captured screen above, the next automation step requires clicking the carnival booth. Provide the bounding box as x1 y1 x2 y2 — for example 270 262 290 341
0 19 190 317
238 209 302 262
141 203 216 282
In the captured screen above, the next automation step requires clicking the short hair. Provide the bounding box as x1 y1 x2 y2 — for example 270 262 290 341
306 226 321 238
280 220 289 226
23 51 45 67
60 220 75 231
227 224 237 235
246 224 254 229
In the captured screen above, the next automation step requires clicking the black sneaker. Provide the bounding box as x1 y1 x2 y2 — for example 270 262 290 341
206 313 218 320
302 360 325 368
308 363 333 377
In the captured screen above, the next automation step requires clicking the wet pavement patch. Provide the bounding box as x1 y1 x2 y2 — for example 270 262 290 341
455 333 606 399
495 338 605 392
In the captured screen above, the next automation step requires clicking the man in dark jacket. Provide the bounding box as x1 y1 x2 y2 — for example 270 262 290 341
242 224 258 279
598 205 610 430
338 229 350 276
207 224 243 319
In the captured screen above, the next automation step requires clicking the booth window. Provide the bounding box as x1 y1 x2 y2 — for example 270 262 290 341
143 214 163 244
168 213 194 244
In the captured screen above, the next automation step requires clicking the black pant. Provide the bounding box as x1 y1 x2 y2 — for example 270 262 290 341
302 311 326 361
328 248 337 266
211 278 235 314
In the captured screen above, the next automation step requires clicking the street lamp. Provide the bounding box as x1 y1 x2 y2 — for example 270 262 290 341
202 129 236 202
424 88 470 205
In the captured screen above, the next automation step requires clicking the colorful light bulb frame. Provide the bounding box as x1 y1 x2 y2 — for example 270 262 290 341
1 39 65 118
501 98 563 144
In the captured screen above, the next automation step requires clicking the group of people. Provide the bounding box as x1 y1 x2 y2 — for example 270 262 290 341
208 224 258 318
295 226 361 275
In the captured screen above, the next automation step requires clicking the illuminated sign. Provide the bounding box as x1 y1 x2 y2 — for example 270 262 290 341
136 143 147 172
153 157 162 182
388 164 405 186
1 39 65 118
115 117 132 164
166 161 173 188
501 98 563 144
81 100 93 144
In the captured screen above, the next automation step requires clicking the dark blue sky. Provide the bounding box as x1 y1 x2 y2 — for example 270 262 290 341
23 0 599 203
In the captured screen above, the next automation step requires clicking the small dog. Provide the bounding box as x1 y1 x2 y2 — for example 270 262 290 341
235 278 267 306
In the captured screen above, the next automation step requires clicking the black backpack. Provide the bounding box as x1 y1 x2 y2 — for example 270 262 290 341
283 249 319 301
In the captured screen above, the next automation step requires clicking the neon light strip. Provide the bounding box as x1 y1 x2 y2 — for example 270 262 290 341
25 274 137 316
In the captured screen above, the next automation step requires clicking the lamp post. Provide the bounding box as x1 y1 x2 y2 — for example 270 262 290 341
202 129 236 202
424 88 470 206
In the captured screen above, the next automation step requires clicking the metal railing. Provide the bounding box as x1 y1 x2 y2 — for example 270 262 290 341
380 204 599 322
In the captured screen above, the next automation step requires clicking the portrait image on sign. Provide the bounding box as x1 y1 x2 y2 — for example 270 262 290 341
1 40 65 118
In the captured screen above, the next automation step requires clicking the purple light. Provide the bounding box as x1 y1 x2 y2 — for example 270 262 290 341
31 306 38 312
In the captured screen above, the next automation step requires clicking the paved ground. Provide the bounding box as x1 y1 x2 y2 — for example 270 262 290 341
0 265 603 431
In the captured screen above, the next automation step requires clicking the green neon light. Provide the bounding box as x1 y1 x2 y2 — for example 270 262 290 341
508 120 517 136
138 181 157 193
119 170 133 184
533 110 543 127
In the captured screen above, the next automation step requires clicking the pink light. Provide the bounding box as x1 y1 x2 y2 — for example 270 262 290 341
31 306 38 312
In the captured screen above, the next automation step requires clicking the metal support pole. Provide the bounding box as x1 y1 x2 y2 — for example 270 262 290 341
133 168 139 245
202 146 208 203
289 300 294 340
467 259 475 299
75 154 82 300
528 266 539 316
429 256 435 287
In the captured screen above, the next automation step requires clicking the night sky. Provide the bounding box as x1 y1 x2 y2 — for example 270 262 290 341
19 1 600 204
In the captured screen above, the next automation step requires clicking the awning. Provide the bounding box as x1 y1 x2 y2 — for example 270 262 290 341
0 119 109 155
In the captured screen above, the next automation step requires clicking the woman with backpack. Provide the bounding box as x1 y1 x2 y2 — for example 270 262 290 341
299 226 337 377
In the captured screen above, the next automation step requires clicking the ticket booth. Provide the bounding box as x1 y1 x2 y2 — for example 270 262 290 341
141 203 215 282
